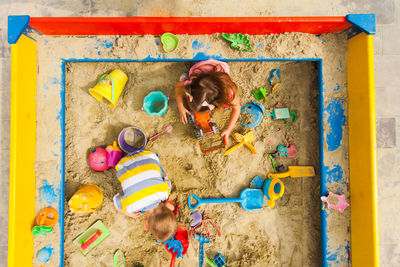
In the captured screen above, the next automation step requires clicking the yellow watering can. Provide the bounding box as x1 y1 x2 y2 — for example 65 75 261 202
68 184 103 214
89 69 128 108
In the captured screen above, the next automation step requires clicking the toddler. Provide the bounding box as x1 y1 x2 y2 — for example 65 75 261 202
113 150 177 242
175 59 241 140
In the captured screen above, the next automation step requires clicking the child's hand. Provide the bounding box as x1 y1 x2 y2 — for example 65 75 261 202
221 128 232 143
179 106 191 124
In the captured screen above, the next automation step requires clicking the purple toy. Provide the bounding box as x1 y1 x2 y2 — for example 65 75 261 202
188 211 202 228
118 127 147 153
88 147 110 171
106 141 123 167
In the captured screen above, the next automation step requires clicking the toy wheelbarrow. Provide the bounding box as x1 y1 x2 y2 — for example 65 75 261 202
224 132 257 155
188 188 264 211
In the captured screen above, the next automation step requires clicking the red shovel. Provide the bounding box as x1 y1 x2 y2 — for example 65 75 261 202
165 225 189 267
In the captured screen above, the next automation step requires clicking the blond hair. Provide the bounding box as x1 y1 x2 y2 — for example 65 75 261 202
147 203 178 242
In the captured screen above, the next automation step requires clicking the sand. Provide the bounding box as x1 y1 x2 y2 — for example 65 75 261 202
63 60 319 267
31 31 350 266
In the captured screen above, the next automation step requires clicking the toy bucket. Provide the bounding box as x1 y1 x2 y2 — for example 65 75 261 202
143 91 169 116
89 69 128 108
118 126 147 153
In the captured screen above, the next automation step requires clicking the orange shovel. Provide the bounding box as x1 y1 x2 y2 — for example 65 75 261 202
224 132 257 155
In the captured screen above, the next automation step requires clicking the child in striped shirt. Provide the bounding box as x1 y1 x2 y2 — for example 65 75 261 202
113 150 177 242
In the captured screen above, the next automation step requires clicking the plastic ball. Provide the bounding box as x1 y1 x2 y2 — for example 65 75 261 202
88 147 109 171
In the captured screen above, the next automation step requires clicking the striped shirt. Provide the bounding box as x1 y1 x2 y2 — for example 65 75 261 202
113 150 171 214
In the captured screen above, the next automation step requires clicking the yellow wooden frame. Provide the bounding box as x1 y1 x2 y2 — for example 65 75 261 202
348 32 379 266
8 34 37 266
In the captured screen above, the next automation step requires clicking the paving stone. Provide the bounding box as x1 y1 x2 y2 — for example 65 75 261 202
374 25 383 55
0 148 9 183
375 86 400 117
375 55 400 88
0 91 10 121
383 24 400 54
0 120 9 151
379 180 400 243
0 245 7 267
381 243 400 266
377 147 400 179
377 118 396 148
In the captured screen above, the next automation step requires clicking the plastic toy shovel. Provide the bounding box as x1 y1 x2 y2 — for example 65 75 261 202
188 188 265 211
267 166 315 179
165 225 189 267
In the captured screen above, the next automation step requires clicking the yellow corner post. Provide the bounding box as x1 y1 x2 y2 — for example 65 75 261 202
9 34 37 267
348 32 380 266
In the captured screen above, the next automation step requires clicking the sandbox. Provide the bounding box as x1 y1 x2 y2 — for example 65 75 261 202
8 15 379 266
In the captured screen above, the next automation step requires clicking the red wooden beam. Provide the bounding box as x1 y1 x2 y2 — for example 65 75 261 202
29 17 352 35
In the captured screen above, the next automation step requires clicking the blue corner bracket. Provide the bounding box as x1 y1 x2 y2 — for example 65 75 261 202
8 15 30 44
346 14 375 35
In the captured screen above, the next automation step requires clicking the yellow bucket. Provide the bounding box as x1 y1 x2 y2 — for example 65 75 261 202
89 69 128 108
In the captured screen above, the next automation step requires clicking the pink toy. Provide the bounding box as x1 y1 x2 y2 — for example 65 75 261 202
88 147 110 171
106 141 123 167
286 144 297 157
321 192 349 213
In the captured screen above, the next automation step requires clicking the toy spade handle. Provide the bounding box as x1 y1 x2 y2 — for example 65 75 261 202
199 243 204 267
267 171 290 179
188 194 242 210
170 254 176 267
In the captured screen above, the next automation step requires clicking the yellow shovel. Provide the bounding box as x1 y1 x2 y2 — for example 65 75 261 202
267 166 315 179
224 132 257 155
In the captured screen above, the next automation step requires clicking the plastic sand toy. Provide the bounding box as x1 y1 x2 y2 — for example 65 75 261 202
89 69 128 108
161 33 179 53
262 178 285 207
321 192 350 213
68 184 103 214
113 249 126 267
32 225 53 237
149 125 173 143
268 69 281 85
224 132 257 155
188 211 203 228
36 207 59 227
268 166 315 179
106 141 123 168
143 91 169 116
252 87 267 100
206 253 226 267
240 101 265 128
188 188 265 211
118 126 147 153
88 147 110 171
73 220 110 256
221 33 253 52
164 225 189 267
264 108 290 120
195 234 211 267
36 244 54 263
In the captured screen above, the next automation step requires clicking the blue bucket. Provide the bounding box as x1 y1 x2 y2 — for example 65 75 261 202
143 91 169 116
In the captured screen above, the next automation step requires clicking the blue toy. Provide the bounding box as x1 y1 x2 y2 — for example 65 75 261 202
188 188 265 211
264 108 290 120
143 91 169 116
164 234 184 258
262 178 285 208
276 144 289 156
195 234 210 267
39 180 57 205
206 253 226 267
240 101 265 128
250 176 264 189
36 244 54 263
268 69 281 85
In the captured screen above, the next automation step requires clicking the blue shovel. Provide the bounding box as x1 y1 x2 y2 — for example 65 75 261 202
188 188 265 211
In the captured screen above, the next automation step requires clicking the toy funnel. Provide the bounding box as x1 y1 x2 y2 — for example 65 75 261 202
89 69 128 108
143 91 169 116
118 127 147 153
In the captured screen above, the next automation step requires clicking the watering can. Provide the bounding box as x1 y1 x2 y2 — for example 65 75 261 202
188 188 265 211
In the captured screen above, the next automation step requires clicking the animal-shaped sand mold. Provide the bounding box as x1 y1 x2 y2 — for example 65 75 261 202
321 192 349 213
68 184 103 214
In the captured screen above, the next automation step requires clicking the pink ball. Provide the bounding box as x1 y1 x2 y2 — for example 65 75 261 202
88 147 110 171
